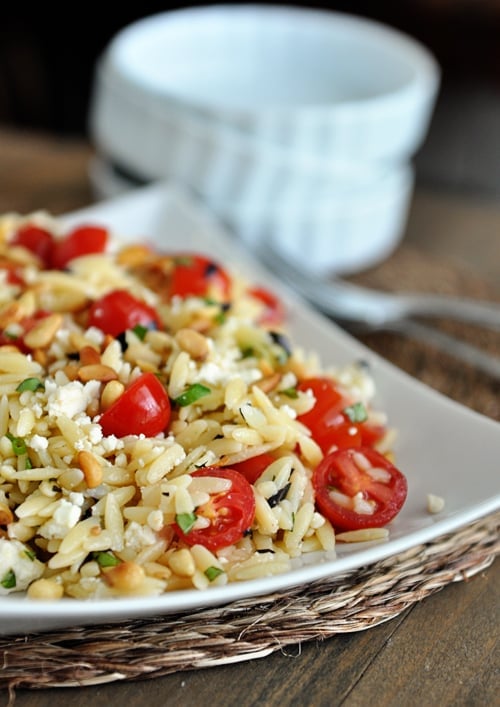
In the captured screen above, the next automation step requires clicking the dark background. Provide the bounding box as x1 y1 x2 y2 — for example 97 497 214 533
1 1 500 196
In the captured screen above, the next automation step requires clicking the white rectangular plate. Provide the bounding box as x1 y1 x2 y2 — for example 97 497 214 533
1 182 499 635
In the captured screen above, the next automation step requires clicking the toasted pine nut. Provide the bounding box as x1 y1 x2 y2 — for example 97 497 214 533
104 561 145 591
100 379 125 410
255 372 281 393
77 450 103 489
23 313 63 349
79 345 101 366
61 362 80 381
116 244 153 267
17 289 36 318
167 548 196 577
69 332 98 352
77 364 118 383
27 578 64 600
175 328 210 360
0 301 24 328
0 502 14 525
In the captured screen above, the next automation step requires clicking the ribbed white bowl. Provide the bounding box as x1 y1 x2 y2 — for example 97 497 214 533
91 4 440 162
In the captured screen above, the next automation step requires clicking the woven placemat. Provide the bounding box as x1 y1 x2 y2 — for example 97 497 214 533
2 245 499 693
2 512 498 691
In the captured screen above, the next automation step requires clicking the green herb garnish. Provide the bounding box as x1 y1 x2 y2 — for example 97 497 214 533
24 549 36 561
6 433 27 456
92 551 121 568
16 377 44 393
1 569 16 589
343 402 368 423
132 324 148 341
281 387 298 399
174 383 211 407
175 512 197 534
204 566 224 582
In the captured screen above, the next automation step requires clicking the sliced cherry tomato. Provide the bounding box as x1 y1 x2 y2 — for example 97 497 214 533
11 224 55 268
51 224 108 270
98 372 171 438
313 446 407 531
229 452 276 484
169 254 231 301
87 290 162 337
174 467 256 551
297 377 385 454
247 286 285 326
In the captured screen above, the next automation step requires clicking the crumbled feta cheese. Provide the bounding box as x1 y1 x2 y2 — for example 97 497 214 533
123 521 157 552
39 498 82 539
45 379 101 419
0 538 44 595
427 493 445 514
28 434 48 451
280 404 297 419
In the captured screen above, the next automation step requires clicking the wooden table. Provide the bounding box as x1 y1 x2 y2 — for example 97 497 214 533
1 128 499 707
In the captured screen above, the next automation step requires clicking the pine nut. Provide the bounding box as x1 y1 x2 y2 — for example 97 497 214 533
78 364 118 383
100 380 125 410
0 301 24 328
27 578 64 600
0 502 13 525
167 548 196 577
175 328 210 360
23 313 63 349
77 450 103 488
116 244 153 267
32 348 48 367
104 561 145 591
61 362 80 381
255 372 281 393
79 345 101 365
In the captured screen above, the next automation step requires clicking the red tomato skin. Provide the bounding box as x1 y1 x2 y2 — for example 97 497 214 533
51 225 108 270
169 254 231 301
229 452 276 484
98 372 171 438
297 377 384 454
313 447 408 531
11 224 55 268
87 290 162 337
247 286 285 326
174 467 256 551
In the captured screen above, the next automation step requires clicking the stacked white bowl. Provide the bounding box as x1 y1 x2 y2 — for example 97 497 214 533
88 4 440 275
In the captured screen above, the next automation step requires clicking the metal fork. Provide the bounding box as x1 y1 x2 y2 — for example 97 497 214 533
259 245 500 379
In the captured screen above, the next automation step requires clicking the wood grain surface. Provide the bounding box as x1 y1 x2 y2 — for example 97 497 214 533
1 128 499 707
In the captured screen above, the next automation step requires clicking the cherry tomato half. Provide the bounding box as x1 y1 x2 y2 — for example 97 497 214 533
87 290 162 337
174 467 256 551
247 286 285 326
313 446 407 531
51 224 108 270
169 254 231 301
99 372 171 438
11 224 55 268
229 452 276 484
297 377 385 454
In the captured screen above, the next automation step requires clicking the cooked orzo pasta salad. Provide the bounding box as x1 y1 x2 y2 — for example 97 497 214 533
0 212 407 599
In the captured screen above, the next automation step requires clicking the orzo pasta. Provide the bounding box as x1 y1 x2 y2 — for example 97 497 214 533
0 212 407 598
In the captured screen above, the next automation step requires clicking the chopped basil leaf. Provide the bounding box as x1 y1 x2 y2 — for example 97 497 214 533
174 383 211 407
6 433 27 456
281 387 298 399
204 566 224 582
16 377 44 393
23 456 33 470
24 549 36 561
1 569 16 589
343 402 368 423
132 324 148 341
92 551 121 568
214 311 226 325
176 512 197 534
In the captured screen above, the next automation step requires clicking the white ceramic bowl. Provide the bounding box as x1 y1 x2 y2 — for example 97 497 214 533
91 4 440 162
88 4 439 274
89 155 414 276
